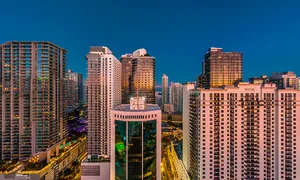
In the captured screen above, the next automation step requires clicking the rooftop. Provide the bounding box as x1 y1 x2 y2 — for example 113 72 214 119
83 157 110 163
114 104 160 112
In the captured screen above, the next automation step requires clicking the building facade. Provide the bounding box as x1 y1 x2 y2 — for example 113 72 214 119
203 47 243 88
111 97 161 180
196 74 206 88
184 83 300 179
182 82 195 173
162 74 168 109
66 70 83 111
169 82 183 113
86 46 121 158
121 48 155 104
270 71 299 89
249 75 269 85
121 54 133 104
0 41 67 161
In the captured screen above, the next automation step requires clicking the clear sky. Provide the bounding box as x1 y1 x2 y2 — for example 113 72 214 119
1 0 300 84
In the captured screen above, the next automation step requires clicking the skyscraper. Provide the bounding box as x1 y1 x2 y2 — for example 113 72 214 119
111 96 161 180
66 70 83 111
184 82 300 179
203 47 243 88
121 54 133 104
162 74 168 108
86 46 121 158
169 82 183 113
0 41 67 161
121 48 155 104
182 82 195 172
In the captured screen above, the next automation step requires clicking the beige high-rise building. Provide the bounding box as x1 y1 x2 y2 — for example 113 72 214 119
169 82 183 113
121 48 155 104
162 74 168 108
182 82 195 172
184 82 300 179
0 41 67 161
86 46 121 158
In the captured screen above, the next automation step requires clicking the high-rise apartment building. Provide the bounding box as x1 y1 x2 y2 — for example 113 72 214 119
86 46 121 158
169 82 183 113
111 97 161 180
121 48 155 104
66 70 83 111
203 47 243 88
184 82 300 179
0 41 67 161
182 82 195 172
162 74 168 108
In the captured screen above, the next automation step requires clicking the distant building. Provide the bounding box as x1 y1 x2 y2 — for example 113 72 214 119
155 91 162 107
0 41 67 161
66 70 83 111
249 75 269 84
169 82 183 113
269 71 299 89
111 97 161 179
196 74 206 88
162 113 182 121
203 47 243 88
163 104 174 113
162 74 169 109
121 49 155 104
82 80 87 104
184 82 300 179
86 46 121 158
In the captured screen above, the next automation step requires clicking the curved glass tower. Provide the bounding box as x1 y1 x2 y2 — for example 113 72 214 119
111 97 161 180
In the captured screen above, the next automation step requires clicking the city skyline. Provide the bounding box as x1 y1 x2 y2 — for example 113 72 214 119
2 0 300 83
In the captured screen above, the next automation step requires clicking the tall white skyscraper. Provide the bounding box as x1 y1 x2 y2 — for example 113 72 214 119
111 97 161 180
182 82 195 172
169 82 183 113
184 82 300 179
86 46 121 158
162 74 168 108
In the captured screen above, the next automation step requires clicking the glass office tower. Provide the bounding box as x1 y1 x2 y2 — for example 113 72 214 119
111 97 161 180
203 47 243 88
121 48 155 104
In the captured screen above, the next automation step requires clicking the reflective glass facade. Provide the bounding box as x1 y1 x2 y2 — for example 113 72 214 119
143 120 156 179
115 121 126 179
204 48 243 88
128 121 142 179
114 120 157 180
121 54 155 104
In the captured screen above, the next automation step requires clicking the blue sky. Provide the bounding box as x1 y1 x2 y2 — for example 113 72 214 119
1 0 300 84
